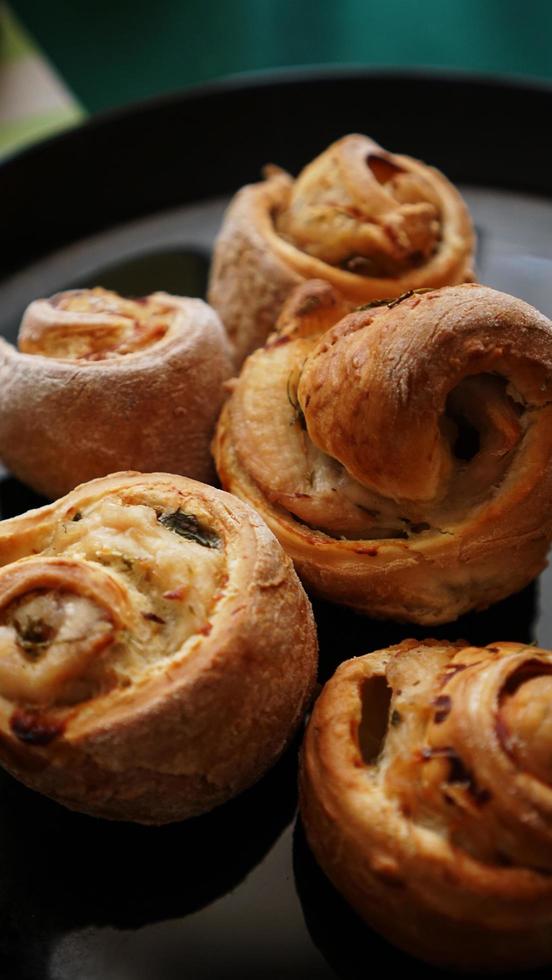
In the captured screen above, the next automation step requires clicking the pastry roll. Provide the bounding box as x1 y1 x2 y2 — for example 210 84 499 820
300 639 552 972
213 280 552 624
0 472 317 823
0 288 233 498
208 134 475 362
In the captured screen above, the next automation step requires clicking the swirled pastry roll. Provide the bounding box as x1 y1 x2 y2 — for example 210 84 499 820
0 288 232 498
213 280 552 624
0 472 317 823
209 134 475 362
300 639 552 972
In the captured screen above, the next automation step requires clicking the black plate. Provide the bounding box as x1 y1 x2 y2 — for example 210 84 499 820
1 69 552 980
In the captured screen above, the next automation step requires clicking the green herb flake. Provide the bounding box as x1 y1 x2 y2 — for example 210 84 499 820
356 287 434 313
387 287 434 308
355 298 393 311
158 510 220 549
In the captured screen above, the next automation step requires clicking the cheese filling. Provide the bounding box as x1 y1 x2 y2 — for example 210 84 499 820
0 488 226 708
19 288 173 360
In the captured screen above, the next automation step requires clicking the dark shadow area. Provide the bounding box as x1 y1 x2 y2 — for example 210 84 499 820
79 247 210 299
0 475 48 519
311 578 538 684
3 72 552 278
0 737 300 978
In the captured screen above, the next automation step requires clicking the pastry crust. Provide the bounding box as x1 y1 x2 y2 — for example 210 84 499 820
213 280 552 624
300 639 552 972
0 472 317 823
0 288 233 498
208 134 475 362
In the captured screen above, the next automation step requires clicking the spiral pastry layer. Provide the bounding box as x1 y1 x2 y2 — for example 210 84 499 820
208 134 475 362
213 280 552 624
0 288 232 498
300 639 552 972
0 472 317 822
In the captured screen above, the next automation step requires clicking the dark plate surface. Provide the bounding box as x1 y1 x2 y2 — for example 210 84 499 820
1 69 552 980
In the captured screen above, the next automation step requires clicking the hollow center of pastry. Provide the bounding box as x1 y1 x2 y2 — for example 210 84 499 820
358 675 392 763
446 406 481 462
19 288 172 360
499 664 552 785
439 374 524 513
274 141 442 275
0 487 226 710
0 589 116 704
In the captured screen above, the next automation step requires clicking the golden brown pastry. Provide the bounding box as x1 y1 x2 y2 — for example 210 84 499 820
208 134 475 362
300 639 552 972
0 471 317 823
213 280 552 624
0 288 233 498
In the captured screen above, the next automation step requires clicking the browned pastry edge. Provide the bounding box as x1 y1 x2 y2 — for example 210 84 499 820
300 640 552 973
0 472 318 823
0 292 233 499
215 408 552 623
208 136 475 363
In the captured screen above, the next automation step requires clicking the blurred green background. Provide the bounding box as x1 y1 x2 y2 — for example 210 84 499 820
11 0 552 112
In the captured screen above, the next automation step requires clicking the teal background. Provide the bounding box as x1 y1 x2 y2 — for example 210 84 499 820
11 0 552 113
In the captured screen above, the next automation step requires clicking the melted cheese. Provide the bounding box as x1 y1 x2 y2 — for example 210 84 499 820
21 288 172 360
0 488 226 706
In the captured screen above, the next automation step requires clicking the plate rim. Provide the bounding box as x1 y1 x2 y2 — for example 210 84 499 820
2 64 552 170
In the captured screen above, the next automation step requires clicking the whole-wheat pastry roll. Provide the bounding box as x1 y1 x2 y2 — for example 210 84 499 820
0 471 317 823
0 288 233 498
300 639 552 972
209 134 475 362
213 280 552 624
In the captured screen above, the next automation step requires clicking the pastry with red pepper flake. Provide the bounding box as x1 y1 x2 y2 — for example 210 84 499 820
213 279 552 624
0 288 232 498
0 472 317 822
300 638 552 972
209 134 475 363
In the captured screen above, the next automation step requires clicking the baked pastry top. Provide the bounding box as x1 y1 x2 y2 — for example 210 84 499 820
0 287 232 498
276 134 452 275
213 279 552 623
209 134 475 361
300 639 552 972
0 472 317 823
18 288 176 359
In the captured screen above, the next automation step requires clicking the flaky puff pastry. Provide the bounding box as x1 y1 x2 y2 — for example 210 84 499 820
0 472 317 823
213 280 552 624
0 288 233 498
208 134 474 362
300 640 552 972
